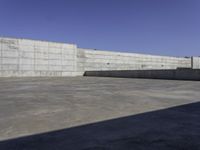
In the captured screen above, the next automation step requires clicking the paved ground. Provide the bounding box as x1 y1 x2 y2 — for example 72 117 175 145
0 77 200 150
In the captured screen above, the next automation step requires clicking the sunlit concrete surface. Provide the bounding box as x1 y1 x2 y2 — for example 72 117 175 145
1 37 196 77
0 77 200 149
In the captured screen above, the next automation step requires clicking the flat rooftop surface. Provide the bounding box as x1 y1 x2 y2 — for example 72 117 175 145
0 77 200 150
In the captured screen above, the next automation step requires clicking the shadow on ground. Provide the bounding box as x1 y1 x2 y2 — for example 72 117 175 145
1 102 200 150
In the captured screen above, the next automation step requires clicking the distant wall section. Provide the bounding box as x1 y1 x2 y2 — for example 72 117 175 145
78 48 191 71
192 57 200 69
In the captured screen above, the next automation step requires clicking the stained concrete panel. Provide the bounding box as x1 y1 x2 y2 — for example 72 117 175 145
0 37 78 77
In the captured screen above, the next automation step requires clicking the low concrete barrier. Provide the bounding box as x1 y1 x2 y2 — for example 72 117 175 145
84 69 200 81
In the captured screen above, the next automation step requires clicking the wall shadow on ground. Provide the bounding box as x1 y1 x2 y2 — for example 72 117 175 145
84 69 200 81
0 102 200 150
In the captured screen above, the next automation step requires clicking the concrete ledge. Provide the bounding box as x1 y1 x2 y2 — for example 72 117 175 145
84 69 200 81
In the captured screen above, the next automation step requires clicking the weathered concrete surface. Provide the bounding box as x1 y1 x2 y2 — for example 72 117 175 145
0 37 78 77
192 57 200 69
78 48 191 71
84 68 200 81
0 77 200 149
0 37 194 77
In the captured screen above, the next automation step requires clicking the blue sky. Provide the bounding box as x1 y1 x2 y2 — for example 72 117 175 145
0 0 199 56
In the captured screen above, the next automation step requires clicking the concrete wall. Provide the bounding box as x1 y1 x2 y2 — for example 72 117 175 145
0 37 77 77
0 37 197 77
192 57 200 69
78 48 191 71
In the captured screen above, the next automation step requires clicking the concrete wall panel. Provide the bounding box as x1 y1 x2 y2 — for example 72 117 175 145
192 57 200 69
78 48 191 71
0 37 78 77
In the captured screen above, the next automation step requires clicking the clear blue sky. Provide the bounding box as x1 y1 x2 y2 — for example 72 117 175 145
0 0 199 56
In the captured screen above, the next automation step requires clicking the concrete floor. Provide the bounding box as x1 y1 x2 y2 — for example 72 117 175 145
0 77 200 150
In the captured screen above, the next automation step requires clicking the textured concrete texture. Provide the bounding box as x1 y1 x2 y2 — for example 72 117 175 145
192 57 200 69
0 77 200 150
1 37 197 77
0 37 78 77
78 48 191 71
